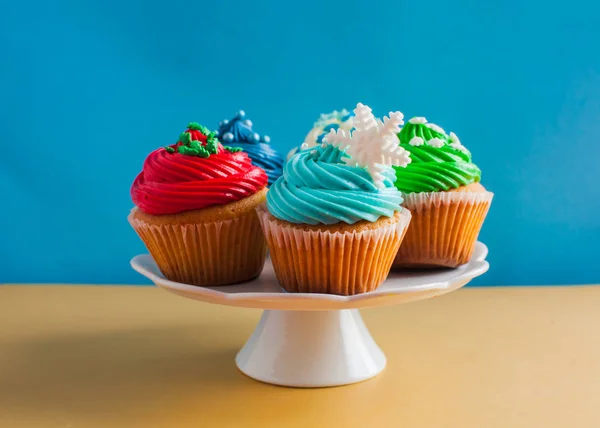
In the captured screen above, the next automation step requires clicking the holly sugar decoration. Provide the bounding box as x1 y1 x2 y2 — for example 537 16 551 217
164 122 241 157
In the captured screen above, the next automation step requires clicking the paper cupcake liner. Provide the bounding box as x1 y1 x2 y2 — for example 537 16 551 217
393 191 493 268
257 207 411 295
129 210 267 286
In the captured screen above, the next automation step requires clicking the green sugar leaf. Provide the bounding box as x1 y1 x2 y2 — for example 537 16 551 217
165 146 175 153
187 122 202 131
196 146 210 158
177 145 195 155
206 138 218 154
179 131 191 145
189 140 203 150
178 144 209 158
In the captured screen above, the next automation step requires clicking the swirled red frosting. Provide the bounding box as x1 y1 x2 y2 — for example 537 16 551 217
131 128 268 215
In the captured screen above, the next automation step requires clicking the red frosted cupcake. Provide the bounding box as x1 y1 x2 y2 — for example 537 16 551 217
129 122 269 286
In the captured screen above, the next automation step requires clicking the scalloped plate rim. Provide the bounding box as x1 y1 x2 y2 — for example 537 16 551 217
130 242 489 305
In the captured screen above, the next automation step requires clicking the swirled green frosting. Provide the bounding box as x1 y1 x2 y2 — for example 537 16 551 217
393 119 481 193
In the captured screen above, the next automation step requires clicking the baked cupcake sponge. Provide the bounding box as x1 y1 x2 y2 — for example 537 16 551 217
130 188 268 286
393 183 492 268
258 206 411 296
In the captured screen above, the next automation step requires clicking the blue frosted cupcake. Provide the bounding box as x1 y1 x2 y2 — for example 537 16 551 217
216 111 283 185
258 103 413 295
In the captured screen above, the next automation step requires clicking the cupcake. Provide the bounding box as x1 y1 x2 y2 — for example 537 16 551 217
216 110 283 185
286 109 355 160
129 122 269 286
259 103 412 295
392 117 493 268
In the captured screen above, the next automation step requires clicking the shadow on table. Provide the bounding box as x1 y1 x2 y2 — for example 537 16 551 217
1 320 390 426
0 324 255 423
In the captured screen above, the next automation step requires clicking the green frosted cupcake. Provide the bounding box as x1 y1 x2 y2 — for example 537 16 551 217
392 117 493 268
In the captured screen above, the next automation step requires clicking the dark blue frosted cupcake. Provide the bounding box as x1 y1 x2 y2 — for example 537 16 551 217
216 111 283 185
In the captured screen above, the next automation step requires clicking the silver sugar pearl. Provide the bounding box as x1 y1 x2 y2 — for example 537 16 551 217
223 132 234 142
263 135 271 143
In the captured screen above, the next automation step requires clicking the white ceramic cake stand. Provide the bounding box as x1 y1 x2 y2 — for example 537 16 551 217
131 242 489 388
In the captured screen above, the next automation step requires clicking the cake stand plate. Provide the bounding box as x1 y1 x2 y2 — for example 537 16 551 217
131 242 489 387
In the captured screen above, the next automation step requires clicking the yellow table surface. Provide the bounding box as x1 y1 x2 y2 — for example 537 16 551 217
1 285 599 428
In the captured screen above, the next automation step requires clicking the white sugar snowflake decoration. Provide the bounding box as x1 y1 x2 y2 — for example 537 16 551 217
409 136 424 146
426 123 445 134
409 117 427 124
323 103 411 188
427 137 445 148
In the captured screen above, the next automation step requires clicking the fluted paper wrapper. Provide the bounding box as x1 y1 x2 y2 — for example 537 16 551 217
394 191 493 268
257 207 411 295
129 210 267 286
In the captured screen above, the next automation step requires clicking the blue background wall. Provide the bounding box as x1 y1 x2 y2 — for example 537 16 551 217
1 0 599 285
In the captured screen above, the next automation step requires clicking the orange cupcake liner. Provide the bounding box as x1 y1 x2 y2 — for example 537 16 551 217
257 207 412 295
128 209 267 286
393 191 493 268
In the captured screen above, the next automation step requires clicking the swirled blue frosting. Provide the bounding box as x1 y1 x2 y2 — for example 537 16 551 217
216 110 283 185
267 144 403 225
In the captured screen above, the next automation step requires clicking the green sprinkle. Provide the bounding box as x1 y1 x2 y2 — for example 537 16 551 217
177 143 210 158
224 146 243 153
165 146 175 153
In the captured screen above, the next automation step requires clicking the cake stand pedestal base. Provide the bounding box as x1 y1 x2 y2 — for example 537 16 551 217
235 309 385 387
131 242 490 388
